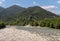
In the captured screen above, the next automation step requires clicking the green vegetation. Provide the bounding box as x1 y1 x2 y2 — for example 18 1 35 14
0 21 6 29
0 5 60 29
0 5 59 23
5 18 60 29
39 18 60 29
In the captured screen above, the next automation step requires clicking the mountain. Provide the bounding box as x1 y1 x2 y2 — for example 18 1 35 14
0 5 59 23
16 6 58 20
57 14 60 16
0 5 25 15
5 5 25 14
0 5 26 21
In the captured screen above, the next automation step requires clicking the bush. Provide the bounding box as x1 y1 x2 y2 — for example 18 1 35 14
40 21 46 27
40 18 60 29
49 23 54 28
0 22 6 29
5 17 60 29
54 23 60 29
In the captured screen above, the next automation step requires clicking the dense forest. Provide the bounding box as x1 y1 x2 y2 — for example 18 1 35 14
0 5 60 29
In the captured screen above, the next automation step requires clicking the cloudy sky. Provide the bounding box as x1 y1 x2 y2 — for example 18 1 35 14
0 0 60 14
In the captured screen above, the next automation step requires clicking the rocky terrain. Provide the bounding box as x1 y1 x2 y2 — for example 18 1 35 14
0 26 60 41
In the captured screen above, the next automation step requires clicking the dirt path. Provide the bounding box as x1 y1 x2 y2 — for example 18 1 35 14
0 26 60 41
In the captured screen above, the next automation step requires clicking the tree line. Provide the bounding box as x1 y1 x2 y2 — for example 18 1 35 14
4 18 60 29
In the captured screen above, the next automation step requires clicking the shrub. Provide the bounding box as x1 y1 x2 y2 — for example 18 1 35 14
49 23 54 28
0 22 6 29
39 18 60 29
54 23 60 29
40 21 46 27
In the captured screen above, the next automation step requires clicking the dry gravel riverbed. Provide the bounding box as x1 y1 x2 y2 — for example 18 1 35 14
0 26 60 41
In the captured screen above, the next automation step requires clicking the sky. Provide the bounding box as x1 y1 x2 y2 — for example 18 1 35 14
0 0 60 15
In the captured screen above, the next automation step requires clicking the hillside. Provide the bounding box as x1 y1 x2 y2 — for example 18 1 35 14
16 6 58 20
0 7 5 12
0 5 59 24
0 5 26 21
0 7 5 18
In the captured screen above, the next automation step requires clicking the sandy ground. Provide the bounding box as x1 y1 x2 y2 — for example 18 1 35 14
0 26 60 41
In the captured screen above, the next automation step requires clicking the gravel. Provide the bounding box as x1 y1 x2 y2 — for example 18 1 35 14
0 26 60 41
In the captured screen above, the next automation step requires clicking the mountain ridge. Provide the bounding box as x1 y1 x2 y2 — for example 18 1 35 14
0 5 59 22
16 6 58 20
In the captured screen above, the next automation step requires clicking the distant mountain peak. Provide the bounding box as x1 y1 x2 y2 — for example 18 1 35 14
0 5 26 17
33 6 40 8
27 6 43 10
28 6 39 8
0 7 5 9
11 5 21 7
12 5 19 6
6 5 22 9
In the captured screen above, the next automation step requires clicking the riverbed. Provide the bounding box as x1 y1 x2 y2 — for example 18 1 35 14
0 26 60 41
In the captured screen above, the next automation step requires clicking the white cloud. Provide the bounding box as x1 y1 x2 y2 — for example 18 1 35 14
0 2 3 5
33 1 38 5
41 5 57 9
57 0 60 3
33 2 36 5
0 0 5 6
